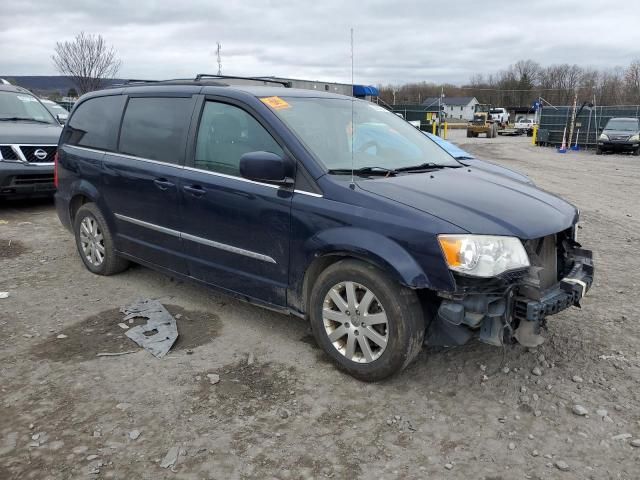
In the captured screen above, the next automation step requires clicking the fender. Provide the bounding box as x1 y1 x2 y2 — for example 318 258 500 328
307 227 431 288
69 177 101 206
288 226 440 315
55 178 101 231
66 178 117 233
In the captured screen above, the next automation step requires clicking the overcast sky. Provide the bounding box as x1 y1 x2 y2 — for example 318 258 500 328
2 0 639 86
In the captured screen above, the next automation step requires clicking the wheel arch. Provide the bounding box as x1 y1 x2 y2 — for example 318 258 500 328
293 228 432 316
67 180 102 224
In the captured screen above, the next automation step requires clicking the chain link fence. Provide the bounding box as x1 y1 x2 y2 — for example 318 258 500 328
539 105 640 148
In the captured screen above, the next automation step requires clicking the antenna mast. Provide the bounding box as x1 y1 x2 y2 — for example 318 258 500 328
350 27 355 189
216 42 222 75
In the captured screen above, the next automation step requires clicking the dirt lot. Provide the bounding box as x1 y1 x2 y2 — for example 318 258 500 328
1 132 639 479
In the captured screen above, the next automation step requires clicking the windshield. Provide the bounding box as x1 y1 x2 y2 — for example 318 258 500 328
267 97 461 172
0 91 56 123
44 102 69 116
605 118 639 131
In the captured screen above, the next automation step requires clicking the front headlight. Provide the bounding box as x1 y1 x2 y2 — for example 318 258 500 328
438 234 530 277
629 134 639 141
599 133 609 141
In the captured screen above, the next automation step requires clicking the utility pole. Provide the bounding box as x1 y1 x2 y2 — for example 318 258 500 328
438 86 445 133
216 42 222 75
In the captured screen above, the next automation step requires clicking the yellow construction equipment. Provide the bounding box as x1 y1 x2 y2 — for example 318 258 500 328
467 104 498 139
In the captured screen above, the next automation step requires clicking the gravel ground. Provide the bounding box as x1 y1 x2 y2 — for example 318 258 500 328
1 132 639 479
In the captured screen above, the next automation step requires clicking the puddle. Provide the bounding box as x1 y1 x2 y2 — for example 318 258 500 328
30 304 221 363
0 238 28 259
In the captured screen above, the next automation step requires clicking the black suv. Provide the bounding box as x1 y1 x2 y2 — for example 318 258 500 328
0 83 61 198
55 76 593 381
597 117 640 155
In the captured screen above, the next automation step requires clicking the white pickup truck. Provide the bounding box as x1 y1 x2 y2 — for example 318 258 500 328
489 107 509 125
515 118 536 136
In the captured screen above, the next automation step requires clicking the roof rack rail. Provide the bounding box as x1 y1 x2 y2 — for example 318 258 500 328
122 79 161 85
194 74 291 88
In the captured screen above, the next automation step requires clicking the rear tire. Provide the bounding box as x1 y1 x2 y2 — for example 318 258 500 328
74 203 129 276
309 259 425 382
466 130 472 138
596 147 602 155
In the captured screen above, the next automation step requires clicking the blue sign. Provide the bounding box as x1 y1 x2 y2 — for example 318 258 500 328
532 101 541 111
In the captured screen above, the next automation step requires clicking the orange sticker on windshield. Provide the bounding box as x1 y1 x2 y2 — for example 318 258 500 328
260 96 290 110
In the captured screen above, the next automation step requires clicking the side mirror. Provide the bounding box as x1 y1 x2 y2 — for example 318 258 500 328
56 114 67 125
239 151 294 185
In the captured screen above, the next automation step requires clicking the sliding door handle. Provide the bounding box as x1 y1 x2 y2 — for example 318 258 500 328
153 178 175 190
183 185 206 197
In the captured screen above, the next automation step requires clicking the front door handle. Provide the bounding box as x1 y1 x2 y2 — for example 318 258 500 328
153 178 175 190
183 184 206 197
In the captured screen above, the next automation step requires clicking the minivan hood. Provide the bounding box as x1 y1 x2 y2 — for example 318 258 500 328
458 158 533 185
357 168 577 239
0 122 62 144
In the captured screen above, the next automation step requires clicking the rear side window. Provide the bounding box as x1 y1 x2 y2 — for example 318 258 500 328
194 101 283 176
118 97 193 164
62 95 125 150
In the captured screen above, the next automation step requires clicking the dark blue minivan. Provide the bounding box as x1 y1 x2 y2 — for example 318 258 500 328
55 77 593 381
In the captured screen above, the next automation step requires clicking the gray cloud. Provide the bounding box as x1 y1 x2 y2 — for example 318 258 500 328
1 0 639 85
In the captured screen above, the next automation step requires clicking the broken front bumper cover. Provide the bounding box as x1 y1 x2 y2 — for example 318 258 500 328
428 247 594 348
513 248 594 323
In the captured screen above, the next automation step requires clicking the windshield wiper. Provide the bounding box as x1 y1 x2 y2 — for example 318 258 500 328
0 117 52 124
327 166 397 177
395 162 462 173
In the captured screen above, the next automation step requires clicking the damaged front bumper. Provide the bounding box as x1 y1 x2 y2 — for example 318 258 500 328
428 243 594 348
513 248 593 322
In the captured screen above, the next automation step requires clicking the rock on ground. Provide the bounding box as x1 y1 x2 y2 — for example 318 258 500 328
572 405 588 416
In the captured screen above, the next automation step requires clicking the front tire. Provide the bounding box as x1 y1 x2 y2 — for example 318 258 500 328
74 203 129 276
309 259 425 382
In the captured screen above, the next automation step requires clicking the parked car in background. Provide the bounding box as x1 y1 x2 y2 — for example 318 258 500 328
515 118 535 136
40 99 70 124
55 79 593 381
0 83 61 199
489 107 509 125
597 117 640 155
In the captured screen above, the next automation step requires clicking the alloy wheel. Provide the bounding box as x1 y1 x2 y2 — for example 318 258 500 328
79 216 105 267
322 281 389 363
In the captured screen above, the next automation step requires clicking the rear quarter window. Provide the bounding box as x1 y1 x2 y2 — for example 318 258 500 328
61 95 126 150
118 97 194 164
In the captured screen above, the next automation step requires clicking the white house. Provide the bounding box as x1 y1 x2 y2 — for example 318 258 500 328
422 96 479 121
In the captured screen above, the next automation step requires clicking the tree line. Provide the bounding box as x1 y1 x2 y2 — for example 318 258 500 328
378 59 640 107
